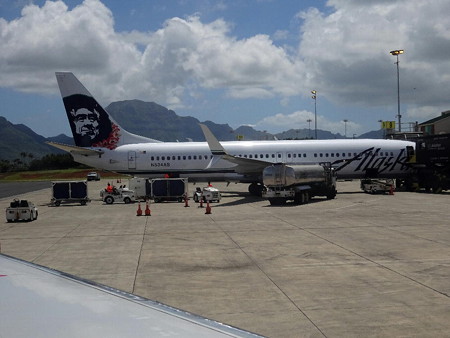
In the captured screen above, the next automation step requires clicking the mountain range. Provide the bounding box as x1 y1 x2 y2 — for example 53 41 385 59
0 100 383 161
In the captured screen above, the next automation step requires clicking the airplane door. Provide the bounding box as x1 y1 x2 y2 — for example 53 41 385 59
128 151 136 169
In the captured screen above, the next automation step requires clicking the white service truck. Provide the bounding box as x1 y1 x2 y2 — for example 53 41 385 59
262 163 337 205
193 186 221 203
6 199 38 222
100 187 136 204
360 179 395 194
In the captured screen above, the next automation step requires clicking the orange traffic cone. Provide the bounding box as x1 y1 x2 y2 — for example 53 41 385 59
199 198 204 208
184 194 190 207
205 201 211 214
136 202 142 216
145 201 151 216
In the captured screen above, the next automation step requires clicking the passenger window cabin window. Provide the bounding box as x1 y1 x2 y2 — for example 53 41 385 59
320 153 323 157
288 154 291 158
278 154 282 158
151 156 154 161
266 154 269 158
183 156 186 160
272 154 275 158
156 156 160 161
314 153 317 157
336 153 339 157
188 156 191 160
331 153 334 157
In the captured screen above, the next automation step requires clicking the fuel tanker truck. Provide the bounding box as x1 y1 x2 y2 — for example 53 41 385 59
262 163 337 205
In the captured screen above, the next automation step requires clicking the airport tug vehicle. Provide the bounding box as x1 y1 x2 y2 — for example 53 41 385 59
360 179 395 194
193 186 222 203
101 186 136 204
6 199 38 222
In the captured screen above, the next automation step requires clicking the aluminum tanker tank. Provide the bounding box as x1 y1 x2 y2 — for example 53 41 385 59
263 164 326 187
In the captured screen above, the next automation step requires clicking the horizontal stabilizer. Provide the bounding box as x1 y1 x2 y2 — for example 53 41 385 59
46 141 104 156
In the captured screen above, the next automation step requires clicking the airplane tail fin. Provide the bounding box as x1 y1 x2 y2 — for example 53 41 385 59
55 72 160 149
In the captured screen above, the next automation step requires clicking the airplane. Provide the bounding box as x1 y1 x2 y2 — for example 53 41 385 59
0 254 261 337
49 72 415 195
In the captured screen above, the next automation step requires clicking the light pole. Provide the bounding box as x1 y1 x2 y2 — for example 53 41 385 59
311 90 317 139
343 119 348 138
307 119 312 139
390 49 404 132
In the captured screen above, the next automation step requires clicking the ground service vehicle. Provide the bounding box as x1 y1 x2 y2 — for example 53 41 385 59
360 179 394 194
6 199 38 222
262 163 337 205
51 181 90 206
101 187 136 204
150 178 188 203
87 172 101 181
412 133 450 193
193 186 221 203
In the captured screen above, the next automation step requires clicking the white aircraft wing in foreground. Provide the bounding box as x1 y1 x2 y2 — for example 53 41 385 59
0 254 262 338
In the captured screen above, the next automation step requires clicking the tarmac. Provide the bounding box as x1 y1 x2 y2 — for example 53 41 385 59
1 180 449 337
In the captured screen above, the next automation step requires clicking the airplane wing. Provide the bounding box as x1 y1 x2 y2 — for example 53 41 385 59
0 254 261 338
46 141 104 156
199 124 270 175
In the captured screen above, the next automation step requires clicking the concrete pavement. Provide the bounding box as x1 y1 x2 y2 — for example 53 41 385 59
1 180 449 337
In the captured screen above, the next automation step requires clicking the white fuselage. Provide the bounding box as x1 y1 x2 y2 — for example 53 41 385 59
74 138 415 182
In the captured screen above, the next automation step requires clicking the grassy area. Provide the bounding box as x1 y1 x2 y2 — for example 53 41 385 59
0 169 128 182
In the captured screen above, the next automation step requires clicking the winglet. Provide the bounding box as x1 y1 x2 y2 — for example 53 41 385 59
199 124 227 156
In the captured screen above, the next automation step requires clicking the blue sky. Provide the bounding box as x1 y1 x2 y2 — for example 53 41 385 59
1 0 449 138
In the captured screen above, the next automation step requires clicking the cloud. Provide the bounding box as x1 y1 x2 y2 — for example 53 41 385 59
297 0 450 120
0 0 449 127
255 110 363 135
0 0 304 108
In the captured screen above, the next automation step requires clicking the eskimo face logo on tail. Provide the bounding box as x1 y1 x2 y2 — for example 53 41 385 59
63 94 121 149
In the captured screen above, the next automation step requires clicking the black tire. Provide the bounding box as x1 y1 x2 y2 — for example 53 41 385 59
34 211 38 220
105 196 114 204
123 197 131 204
269 198 286 206
193 194 199 203
54 201 61 207
327 189 337 200
80 200 87 206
